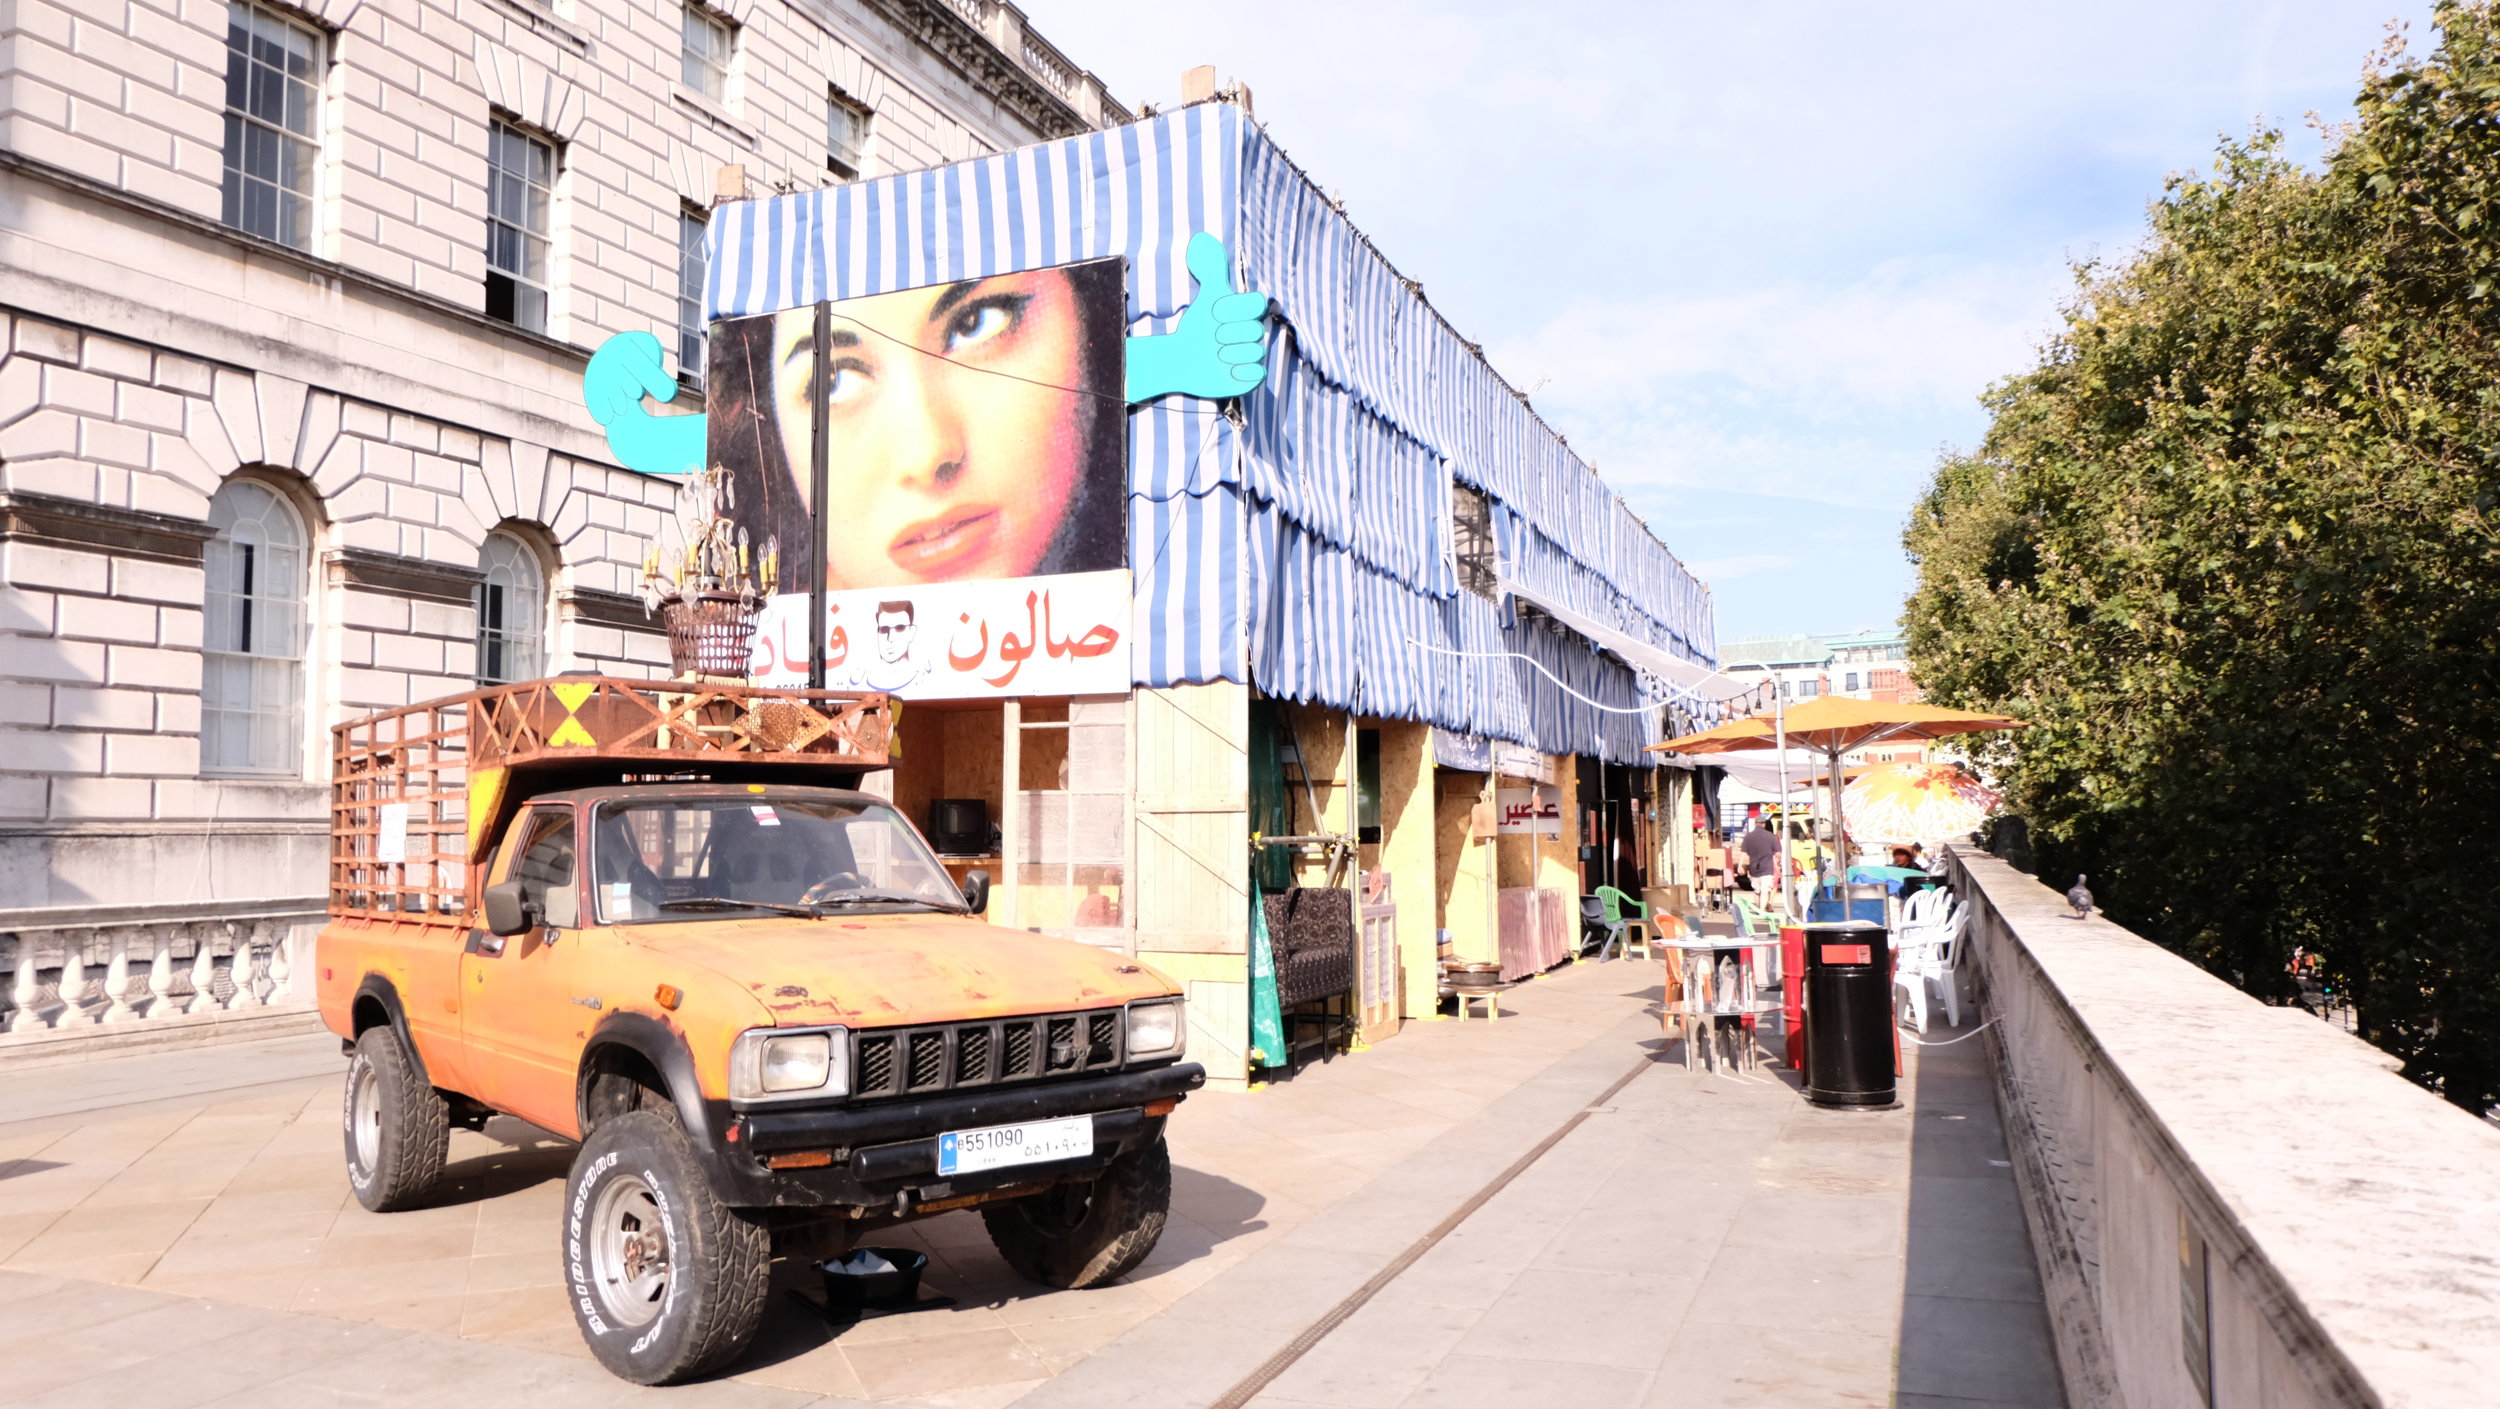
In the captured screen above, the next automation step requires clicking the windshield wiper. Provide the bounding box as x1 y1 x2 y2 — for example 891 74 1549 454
657 897 821 919
806 889 961 911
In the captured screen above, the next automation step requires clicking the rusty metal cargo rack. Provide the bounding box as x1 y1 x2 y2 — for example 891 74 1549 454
329 677 891 923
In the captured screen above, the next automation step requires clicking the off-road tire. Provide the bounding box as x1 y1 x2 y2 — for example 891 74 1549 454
562 1109 770 1385
342 1026 448 1213
982 1133 1171 1289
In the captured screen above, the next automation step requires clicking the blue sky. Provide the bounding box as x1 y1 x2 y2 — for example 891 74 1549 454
1022 1 2436 643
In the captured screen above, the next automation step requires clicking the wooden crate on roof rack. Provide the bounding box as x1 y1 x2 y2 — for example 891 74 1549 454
329 677 892 924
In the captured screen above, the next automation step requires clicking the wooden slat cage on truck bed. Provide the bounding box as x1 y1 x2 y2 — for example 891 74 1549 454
329 677 892 923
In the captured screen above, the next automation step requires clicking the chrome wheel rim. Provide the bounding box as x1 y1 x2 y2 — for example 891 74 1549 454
587 1174 671 1328
350 1060 382 1171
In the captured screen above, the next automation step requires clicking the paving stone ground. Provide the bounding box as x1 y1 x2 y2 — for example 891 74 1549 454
0 957 2060 1407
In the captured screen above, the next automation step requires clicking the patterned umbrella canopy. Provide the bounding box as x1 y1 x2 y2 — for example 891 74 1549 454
1840 762 1999 845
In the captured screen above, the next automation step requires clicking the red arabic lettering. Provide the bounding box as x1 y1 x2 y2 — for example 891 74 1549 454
947 612 989 672
985 593 1038 688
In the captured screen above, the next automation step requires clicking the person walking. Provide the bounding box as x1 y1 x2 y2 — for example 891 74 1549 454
1739 819 1782 892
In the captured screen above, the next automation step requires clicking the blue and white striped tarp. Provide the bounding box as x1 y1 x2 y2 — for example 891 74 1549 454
707 104 1714 763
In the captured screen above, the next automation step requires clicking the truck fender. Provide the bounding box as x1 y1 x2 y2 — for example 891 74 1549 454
575 1012 739 1193
347 975 429 1086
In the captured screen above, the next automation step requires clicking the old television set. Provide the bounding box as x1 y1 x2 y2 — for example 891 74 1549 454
928 798 991 856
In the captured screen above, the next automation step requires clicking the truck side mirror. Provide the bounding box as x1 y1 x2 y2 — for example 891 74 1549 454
484 880 537 937
960 869 991 915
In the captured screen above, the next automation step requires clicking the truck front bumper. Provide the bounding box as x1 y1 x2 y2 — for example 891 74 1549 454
706 1059 1206 1209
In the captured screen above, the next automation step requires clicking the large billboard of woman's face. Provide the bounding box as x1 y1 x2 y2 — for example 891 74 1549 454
707 259 1130 697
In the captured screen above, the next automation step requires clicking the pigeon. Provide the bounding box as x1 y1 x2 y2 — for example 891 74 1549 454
2066 874 2093 919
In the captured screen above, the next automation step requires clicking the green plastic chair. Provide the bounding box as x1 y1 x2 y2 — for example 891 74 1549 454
1593 886 1651 959
1730 893 1782 937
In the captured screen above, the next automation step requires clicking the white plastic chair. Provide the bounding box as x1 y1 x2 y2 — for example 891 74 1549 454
1895 903 1967 1033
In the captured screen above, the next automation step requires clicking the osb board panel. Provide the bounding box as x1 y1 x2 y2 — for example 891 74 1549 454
893 703 1004 839
1434 771 1495 961
1370 718 1438 1021
1136 683 1248 956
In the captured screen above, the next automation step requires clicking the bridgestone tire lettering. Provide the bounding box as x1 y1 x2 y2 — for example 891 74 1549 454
342 1026 449 1213
562 1109 769 1385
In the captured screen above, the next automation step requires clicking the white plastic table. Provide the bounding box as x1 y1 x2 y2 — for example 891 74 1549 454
1658 934 1786 1073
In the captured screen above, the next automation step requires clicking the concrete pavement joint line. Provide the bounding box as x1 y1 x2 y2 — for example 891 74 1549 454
1206 1050 1664 1409
0 1070 337 1128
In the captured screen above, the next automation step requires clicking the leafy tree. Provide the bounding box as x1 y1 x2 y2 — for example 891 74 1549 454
1905 3 2500 1111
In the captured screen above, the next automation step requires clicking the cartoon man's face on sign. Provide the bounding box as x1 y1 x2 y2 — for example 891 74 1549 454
873 601 916 664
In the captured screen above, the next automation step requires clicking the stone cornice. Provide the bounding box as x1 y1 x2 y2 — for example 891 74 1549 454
854 0 1100 141
323 547 485 603
0 491 214 565
559 586 666 633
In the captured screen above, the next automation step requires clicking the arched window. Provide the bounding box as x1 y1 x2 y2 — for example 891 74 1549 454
475 530 547 684
202 479 309 776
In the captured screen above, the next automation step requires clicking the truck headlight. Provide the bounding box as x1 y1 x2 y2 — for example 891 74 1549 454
1126 1000 1183 1058
729 1027 849 1103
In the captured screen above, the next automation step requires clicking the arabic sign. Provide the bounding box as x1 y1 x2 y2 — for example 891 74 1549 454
703 258 1129 598
1495 785 1564 838
1431 730 1556 783
750 570 1131 700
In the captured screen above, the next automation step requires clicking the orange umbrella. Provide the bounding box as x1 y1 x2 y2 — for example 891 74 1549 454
1654 698 2026 888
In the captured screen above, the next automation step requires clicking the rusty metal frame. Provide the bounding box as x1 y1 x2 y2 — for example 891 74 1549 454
329 678 891 924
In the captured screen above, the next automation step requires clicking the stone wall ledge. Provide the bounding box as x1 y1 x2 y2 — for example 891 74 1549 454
0 1001 321 1070
1948 847 2500 1409
0 896 325 934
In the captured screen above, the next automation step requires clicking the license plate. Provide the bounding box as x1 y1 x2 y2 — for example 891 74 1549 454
937 1116 1095 1176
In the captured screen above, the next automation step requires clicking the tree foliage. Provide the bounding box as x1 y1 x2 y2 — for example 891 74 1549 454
1904 4 2500 1110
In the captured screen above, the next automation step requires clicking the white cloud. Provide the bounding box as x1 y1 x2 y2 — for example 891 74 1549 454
1498 260 2073 413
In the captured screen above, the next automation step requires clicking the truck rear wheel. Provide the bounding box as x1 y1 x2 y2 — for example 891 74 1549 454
982 1133 1171 1289
343 1026 448 1213
563 1109 770 1384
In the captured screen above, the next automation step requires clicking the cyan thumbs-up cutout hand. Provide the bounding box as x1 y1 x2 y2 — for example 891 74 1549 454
1124 232 1274 404
583 331 707 477
583 232 1273 477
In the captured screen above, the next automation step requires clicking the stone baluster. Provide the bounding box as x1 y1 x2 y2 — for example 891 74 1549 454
55 939 94 1026
101 929 138 1023
145 930 178 1020
266 926 293 1003
4 936 35 1034
183 928 215 1016
225 924 262 1011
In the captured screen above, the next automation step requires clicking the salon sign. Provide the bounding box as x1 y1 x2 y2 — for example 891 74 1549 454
749 569 1131 700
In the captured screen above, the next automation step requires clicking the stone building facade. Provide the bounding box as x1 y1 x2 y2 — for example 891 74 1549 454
0 0 1122 1044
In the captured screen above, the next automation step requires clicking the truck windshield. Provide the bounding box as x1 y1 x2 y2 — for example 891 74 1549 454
590 797 965 923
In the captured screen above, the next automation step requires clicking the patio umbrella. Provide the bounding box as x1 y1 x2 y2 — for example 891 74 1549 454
1652 698 2028 898
1840 761 2000 848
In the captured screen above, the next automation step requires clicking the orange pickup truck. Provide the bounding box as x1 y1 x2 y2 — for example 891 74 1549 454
315 677 1202 1383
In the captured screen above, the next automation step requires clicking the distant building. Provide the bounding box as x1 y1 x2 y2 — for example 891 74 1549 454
1717 628 1925 763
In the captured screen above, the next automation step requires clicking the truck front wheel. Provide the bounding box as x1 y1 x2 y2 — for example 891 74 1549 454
982 1133 1171 1289
563 1110 770 1384
343 1026 448 1212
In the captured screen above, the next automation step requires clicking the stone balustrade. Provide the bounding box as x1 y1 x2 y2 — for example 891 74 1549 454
0 898 323 1060
1944 847 2500 1409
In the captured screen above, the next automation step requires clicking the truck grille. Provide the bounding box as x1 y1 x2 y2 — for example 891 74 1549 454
850 1008 1126 1101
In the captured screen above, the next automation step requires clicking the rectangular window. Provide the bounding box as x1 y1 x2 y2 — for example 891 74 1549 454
485 118 554 333
1016 697 1128 945
827 90 869 178
678 210 708 381
1845 671 1860 691
220 0 321 250
1452 482 1497 602
682 3 732 104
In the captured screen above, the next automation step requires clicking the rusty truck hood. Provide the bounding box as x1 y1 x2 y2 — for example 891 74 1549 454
604 913 1178 1027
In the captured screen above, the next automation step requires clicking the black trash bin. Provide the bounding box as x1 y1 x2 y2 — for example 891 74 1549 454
1802 919 1895 1108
